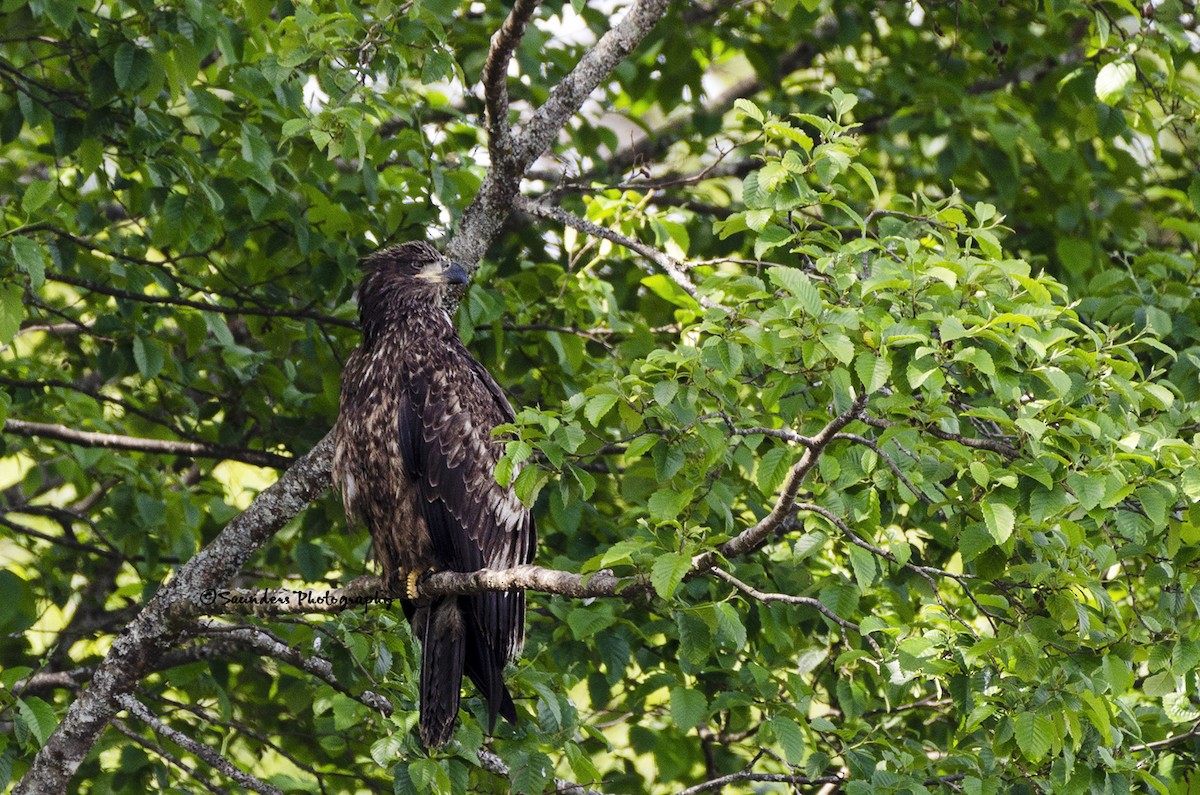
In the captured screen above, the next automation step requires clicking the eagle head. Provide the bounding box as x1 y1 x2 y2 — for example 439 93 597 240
360 241 469 287
356 241 469 342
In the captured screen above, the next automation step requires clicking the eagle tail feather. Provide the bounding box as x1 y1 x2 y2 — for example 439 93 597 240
419 599 465 747
463 619 518 731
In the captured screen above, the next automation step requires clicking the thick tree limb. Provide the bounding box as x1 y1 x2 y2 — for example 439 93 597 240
515 195 716 309
4 418 291 469
14 434 334 795
449 0 671 266
117 694 284 795
178 567 636 619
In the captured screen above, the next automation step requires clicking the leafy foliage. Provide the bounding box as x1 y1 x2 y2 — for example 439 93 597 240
2 0 1200 793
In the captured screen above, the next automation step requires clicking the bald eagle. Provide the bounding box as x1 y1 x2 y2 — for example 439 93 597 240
332 241 536 747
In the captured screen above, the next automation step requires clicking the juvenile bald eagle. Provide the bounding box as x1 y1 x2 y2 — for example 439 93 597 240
332 241 535 747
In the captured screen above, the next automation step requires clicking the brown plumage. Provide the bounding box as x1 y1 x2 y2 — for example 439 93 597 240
332 241 535 747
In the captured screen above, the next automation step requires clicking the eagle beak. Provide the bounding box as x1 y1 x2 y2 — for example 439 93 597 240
444 262 469 285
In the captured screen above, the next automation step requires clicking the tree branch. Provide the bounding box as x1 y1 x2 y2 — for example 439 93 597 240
196 621 392 715
448 0 671 267
710 566 880 654
116 694 284 795
14 434 335 795
674 771 843 795
45 269 356 330
4 418 291 469
694 393 869 571
481 0 541 168
111 719 231 795
515 195 716 309
861 413 1020 459
477 748 609 795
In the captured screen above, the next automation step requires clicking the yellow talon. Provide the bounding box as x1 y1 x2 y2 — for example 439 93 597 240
406 570 421 600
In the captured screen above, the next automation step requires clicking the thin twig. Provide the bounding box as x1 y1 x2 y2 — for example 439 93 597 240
4 418 290 468
516 195 717 309
711 567 880 654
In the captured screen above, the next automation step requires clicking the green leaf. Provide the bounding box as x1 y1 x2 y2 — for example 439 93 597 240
1095 59 1135 105
17 697 58 746
768 716 805 763
1014 712 1052 763
651 552 692 599
584 393 618 426
756 446 792 495
21 180 55 213
669 686 708 730
421 48 454 84
11 237 47 289
854 351 890 392
767 266 821 315
648 489 689 521
981 498 1015 544
1067 472 1105 511
0 283 24 345
734 98 764 123
132 336 165 379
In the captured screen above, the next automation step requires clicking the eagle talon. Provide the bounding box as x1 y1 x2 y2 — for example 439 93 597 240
405 568 435 600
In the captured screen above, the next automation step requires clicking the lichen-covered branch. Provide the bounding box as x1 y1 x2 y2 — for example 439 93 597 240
14 435 334 795
481 0 542 168
448 0 671 267
117 695 284 795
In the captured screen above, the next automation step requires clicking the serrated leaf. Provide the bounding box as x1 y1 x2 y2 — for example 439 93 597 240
670 686 707 730
756 446 792 495
770 717 805 763
624 433 658 461
651 551 691 599
981 498 1015 544
854 351 890 392
0 283 23 345
21 180 55 213
648 488 689 521
11 236 47 289
132 336 165 379
1067 472 1105 511
653 379 679 408
734 98 764 123
17 697 57 746
767 266 821 315
1014 712 1052 763
584 393 618 426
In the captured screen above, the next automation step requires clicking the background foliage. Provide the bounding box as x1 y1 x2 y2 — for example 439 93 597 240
2 0 1200 792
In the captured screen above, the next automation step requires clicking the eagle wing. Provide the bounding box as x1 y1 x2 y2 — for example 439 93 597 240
397 344 536 662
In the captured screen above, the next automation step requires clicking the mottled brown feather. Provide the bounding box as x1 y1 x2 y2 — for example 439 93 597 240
332 241 535 747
